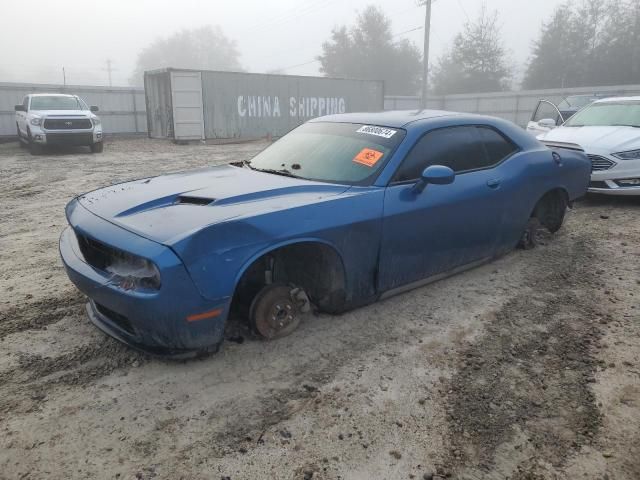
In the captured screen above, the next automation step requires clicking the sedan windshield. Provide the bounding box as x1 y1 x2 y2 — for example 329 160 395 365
564 101 640 127
557 95 598 110
30 96 83 111
247 122 406 185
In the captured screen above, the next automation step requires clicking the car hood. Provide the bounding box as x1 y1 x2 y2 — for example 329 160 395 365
541 125 640 152
32 110 92 117
77 165 350 245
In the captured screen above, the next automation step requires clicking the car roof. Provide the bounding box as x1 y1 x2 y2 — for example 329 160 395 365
593 96 640 104
565 93 608 99
311 109 464 128
28 93 77 98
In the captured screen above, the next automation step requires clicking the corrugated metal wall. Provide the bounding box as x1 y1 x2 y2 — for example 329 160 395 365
0 82 146 137
200 70 385 139
144 71 172 139
3 80 640 138
384 84 640 127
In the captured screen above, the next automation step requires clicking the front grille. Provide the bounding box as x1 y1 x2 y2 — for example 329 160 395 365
46 133 93 146
76 233 122 271
95 302 135 335
588 154 616 172
589 181 609 189
43 118 92 129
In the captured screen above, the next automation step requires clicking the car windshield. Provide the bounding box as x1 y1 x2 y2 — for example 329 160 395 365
30 96 83 111
247 122 406 185
564 101 640 127
557 95 598 110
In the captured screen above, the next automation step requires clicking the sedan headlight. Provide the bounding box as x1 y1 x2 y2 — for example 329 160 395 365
30 117 42 126
612 149 640 160
91 117 101 126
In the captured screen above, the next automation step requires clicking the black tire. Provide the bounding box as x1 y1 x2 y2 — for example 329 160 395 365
535 191 567 233
90 142 104 153
17 124 26 148
249 283 301 340
517 217 541 250
27 129 42 155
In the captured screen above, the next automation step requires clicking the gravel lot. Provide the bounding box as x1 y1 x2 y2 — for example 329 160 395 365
0 137 639 480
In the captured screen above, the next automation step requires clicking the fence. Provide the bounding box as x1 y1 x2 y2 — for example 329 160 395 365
384 83 640 127
3 80 640 138
0 82 146 137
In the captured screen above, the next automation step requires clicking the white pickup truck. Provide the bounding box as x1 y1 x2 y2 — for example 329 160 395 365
15 93 103 154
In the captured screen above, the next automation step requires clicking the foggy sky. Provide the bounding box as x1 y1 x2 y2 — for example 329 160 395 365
0 0 565 87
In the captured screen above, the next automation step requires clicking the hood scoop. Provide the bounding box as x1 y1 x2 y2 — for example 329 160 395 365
175 195 215 206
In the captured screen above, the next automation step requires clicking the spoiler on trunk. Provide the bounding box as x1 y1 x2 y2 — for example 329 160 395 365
540 140 585 152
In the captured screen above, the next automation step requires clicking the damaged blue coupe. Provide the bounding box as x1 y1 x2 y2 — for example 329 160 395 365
60 110 590 356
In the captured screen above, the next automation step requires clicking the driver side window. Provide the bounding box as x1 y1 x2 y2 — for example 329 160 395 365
392 126 482 183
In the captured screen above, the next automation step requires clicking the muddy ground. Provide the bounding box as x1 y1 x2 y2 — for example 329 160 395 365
0 138 638 480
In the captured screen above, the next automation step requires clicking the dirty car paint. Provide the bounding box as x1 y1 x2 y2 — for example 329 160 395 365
59 111 591 355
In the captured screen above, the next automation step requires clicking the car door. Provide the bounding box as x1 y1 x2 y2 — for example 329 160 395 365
527 100 564 137
377 125 517 292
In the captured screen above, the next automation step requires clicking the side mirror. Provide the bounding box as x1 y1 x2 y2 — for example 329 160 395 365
538 118 557 129
15 105 26 112
413 165 455 193
90 106 99 112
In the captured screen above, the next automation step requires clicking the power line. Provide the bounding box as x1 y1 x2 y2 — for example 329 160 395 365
455 0 471 23
392 26 424 39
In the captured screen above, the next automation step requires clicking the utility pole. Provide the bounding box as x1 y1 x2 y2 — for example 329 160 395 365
420 0 432 109
62 67 66 87
104 59 114 87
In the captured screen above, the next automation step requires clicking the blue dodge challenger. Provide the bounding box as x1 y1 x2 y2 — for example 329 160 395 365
60 110 590 356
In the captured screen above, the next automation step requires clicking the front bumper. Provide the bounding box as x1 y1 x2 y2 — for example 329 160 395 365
31 126 102 145
588 155 640 196
59 202 230 355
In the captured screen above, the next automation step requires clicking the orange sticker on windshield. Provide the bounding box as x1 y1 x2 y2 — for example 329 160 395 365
353 148 384 167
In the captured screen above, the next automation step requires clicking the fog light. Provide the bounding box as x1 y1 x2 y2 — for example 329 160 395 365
35 135 42 140
617 178 640 186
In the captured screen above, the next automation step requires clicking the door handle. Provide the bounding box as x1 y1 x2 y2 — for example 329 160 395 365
486 178 501 189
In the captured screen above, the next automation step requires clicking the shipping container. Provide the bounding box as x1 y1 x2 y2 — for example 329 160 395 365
144 68 385 141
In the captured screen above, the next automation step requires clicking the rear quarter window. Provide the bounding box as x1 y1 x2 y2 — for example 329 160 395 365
477 127 519 164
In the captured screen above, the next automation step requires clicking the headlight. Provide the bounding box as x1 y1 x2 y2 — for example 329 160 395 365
105 253 161 291
91 118 101 126
612 149 640 160
30 117 42 126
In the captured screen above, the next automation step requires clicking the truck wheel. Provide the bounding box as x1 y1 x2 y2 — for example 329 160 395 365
90 142 104 153
27 129 42 155
17 124 25 148
249 283 302 340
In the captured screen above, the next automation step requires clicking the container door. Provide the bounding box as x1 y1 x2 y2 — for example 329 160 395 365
170 70 205 140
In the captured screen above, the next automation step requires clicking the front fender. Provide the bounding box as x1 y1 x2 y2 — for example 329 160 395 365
170 188 385 303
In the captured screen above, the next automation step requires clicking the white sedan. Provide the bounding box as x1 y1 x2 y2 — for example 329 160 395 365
539 96 640 196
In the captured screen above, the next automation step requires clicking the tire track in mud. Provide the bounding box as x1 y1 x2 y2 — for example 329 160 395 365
446 236 606 478
0 293 85 340
0 293 147 415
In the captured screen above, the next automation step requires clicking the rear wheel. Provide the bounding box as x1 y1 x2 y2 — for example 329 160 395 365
517 217 541 250
535 190 567 233
90 142 104 153
518 190 568 249
249 283 302 340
